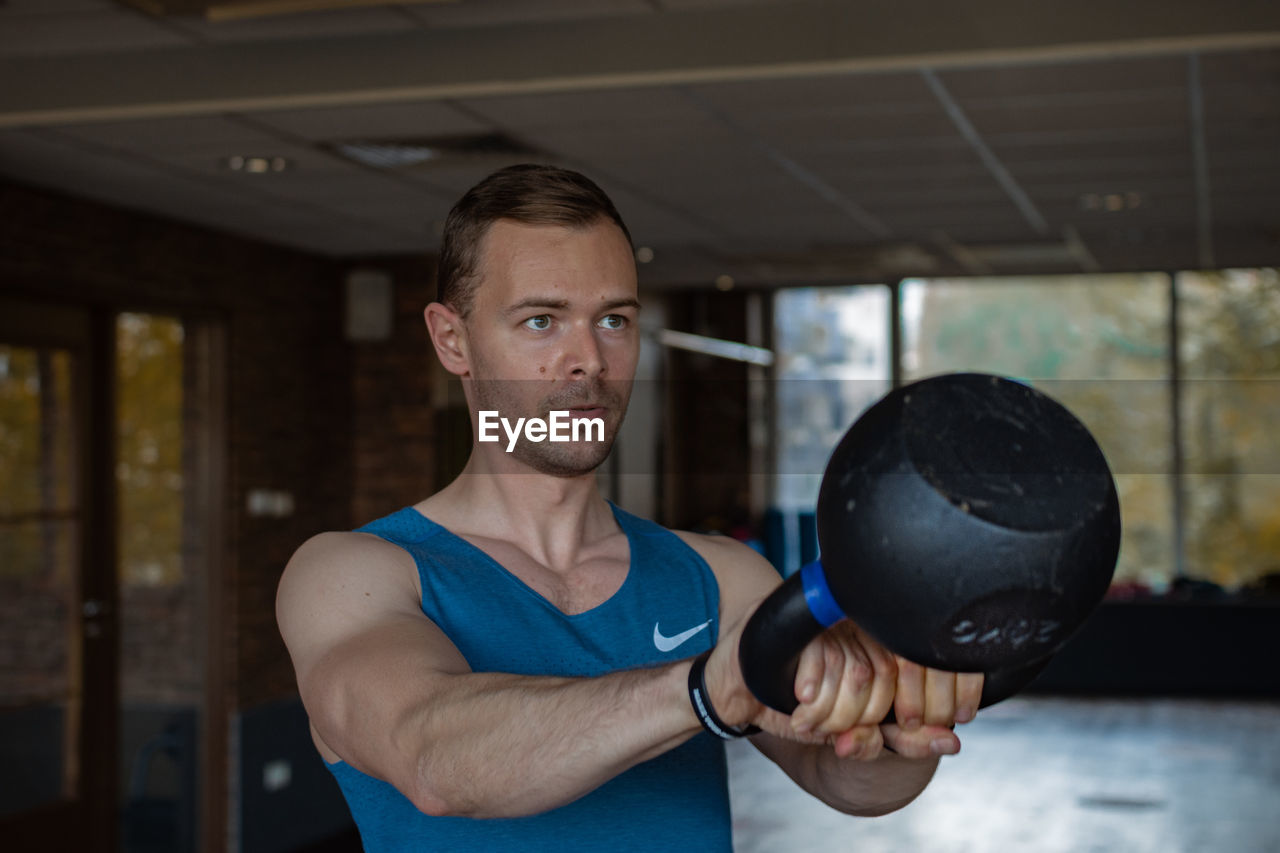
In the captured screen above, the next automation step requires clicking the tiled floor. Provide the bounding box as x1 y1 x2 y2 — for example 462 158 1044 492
726 696 1280 853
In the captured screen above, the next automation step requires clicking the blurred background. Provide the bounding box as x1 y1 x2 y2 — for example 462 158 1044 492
0 1 1277 851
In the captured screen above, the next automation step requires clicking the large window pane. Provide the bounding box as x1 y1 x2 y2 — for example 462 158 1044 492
901 274 1174 591
774 286 891 513
1178 268 1280 592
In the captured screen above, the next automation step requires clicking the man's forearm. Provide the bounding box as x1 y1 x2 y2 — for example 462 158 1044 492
387 660 701 819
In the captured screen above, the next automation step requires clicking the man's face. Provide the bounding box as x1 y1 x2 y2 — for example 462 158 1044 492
463 218 640 477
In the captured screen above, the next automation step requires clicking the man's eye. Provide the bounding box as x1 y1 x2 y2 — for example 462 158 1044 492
523 315 552 331
599 314 627 330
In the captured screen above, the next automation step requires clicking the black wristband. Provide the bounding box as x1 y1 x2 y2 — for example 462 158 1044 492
687 649 761 740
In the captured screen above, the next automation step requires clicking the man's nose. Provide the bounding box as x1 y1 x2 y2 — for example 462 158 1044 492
565 322 606 378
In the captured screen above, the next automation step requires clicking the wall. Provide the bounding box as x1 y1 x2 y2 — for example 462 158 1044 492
661 288 757 532
2 179 356 710
0 179 359 848
344 255 441 525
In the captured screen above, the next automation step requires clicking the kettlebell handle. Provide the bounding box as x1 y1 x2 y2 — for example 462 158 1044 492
737 561 1046 718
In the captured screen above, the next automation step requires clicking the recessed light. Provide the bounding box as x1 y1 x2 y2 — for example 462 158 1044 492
225 156 291 173
715 274 735 291
635 247 655 264
1079 191 1143 212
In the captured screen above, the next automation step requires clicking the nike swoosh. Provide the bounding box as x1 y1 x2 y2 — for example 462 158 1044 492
653 619 713 652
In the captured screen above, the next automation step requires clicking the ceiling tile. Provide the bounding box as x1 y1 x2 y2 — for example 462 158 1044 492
401 0 650 29
0 7 189 57
175 7 418 43
937 56 1187 100
250 100 489 142
0 0 113 12
53 114 286 155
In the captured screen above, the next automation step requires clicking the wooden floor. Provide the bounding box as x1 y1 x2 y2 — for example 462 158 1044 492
727 696 1280 853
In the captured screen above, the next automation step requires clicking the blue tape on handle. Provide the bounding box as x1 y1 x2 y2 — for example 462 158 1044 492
800 560 846 628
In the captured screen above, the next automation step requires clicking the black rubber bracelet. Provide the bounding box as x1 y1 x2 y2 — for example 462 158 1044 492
687 649 761 740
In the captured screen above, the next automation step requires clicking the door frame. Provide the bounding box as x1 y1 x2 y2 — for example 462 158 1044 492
0 297 115 850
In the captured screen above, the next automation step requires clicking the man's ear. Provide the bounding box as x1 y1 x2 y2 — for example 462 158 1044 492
424 302 470 377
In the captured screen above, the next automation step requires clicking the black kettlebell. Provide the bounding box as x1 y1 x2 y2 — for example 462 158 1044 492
739 373 1121 715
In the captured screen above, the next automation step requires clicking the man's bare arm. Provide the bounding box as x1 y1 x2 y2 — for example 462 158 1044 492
277 531 702 819
682 533 978 817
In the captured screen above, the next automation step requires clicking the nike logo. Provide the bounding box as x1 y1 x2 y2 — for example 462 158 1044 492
653 619 713 652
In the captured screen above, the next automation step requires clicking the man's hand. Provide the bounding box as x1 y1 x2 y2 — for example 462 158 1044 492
707 607 983 760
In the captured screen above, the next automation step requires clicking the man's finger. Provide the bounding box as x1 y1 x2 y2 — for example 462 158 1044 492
817 633 873 733
880 723 961 760
923 668 957 727
893 656 926 729
955 672 984 723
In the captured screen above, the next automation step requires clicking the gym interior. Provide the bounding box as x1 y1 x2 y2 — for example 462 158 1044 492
1 2 1277 851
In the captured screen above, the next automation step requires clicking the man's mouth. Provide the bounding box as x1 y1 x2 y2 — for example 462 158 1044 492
566 405 606 418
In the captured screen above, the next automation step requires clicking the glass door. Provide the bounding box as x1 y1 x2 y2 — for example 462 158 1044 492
0 299 109 850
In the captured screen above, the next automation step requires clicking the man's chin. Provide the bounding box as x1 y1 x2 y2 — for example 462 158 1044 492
512 441 615 478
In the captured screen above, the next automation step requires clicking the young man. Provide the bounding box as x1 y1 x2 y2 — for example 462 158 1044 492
277 165 981 852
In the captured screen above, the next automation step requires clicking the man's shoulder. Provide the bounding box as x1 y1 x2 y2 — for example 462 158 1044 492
290 527 412 568
280 529 420 611
669 530 780 591
669 528 753 561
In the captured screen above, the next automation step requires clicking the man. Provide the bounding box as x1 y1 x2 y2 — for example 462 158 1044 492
277 164 981 852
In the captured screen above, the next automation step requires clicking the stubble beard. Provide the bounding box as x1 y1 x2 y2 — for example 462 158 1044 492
471 377 631 477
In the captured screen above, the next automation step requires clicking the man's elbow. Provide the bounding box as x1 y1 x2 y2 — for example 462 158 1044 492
407 756 472 818
407 783 460 819
836 791 923 818
407 762 565 820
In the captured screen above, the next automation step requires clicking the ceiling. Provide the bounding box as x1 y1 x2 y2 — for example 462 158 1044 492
1 0 1278 289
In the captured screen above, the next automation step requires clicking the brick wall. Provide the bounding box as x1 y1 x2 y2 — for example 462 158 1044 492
344 256 442 525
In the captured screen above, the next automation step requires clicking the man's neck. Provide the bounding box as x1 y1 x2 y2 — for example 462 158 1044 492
416 450 618 573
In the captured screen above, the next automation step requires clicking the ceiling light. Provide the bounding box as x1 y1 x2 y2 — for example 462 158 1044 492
715 274 735 291
225 156 290 173
334 142 438 169
635 247 655 264
1079 191 1143 212
328 132 539 171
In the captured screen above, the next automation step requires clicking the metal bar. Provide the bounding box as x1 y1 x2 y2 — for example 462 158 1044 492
1187 53 1215 269
1169 272 1188 579
921 68 1051 236
652 328 775 366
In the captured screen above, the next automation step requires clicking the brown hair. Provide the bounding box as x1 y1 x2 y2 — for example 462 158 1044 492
436 164 633 317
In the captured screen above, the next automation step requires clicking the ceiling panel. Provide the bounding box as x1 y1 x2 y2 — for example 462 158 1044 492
1 1 114 11
962 93 1190 137
400 0 651 29
0 6 188 57
936 56 1189 99
0 126 264 228
173 7 418 42
249 99 489 142
51 113 290 156
690 71 939 114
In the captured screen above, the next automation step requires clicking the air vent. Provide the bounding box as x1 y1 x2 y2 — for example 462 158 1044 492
328 133 541 171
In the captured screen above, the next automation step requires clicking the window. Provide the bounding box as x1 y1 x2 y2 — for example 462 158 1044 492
1177 269 1280 591
901 274 1173 591
774 286 891 512
772 269 1280 596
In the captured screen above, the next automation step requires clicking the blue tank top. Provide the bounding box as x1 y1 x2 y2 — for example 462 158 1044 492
325 502 733 853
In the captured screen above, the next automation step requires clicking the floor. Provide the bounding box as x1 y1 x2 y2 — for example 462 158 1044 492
726 697 1280 853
